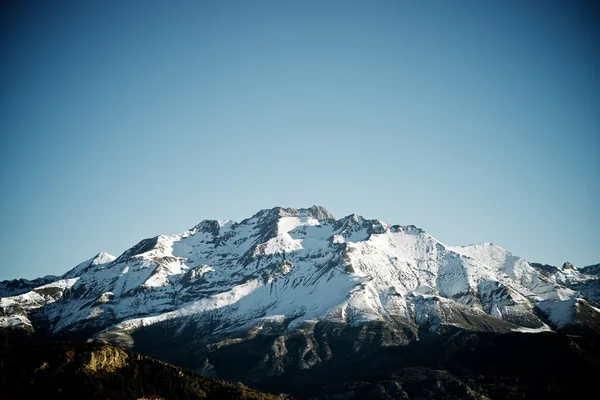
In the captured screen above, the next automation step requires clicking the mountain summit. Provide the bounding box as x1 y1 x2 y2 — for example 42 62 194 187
1 206 600 397
2 205 599 338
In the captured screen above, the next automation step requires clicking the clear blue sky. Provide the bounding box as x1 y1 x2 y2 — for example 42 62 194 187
1 0 598 280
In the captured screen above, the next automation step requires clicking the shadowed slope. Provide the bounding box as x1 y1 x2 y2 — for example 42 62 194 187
0 342 285 400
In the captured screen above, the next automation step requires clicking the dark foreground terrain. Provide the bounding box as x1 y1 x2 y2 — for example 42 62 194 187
0 342 283 400
1 330 599 399
261 330 600 400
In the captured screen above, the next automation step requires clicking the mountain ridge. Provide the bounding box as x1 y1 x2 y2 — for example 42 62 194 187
2 205 599 336
1 205 600 398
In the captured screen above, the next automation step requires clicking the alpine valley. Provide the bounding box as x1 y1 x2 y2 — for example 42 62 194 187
2 206 600 399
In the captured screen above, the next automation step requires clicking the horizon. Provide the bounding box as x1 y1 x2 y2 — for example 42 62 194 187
1 0 599 280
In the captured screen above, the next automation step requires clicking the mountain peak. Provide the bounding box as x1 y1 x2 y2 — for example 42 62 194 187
252 205 334 220
61 251 116 279
562 261 575 270
92 252 116 265
306 205 334 219
6 204 600 354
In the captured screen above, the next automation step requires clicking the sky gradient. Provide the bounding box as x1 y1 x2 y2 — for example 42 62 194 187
1 0 599 280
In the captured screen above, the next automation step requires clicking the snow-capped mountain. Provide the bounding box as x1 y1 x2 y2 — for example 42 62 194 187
2 206 600 380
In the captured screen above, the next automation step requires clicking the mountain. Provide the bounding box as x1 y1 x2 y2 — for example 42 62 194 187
4 338 598 400
1 205 599 398
0 274 60 298
0 342 284 400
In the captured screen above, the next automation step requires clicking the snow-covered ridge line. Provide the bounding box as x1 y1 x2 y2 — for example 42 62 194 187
1 205 599 340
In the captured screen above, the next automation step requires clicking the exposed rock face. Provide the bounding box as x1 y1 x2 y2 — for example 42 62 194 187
84 345 130 372
1 205 599 398
562 261 575 270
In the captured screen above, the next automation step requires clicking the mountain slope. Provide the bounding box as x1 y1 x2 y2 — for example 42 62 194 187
2 206 599 338
0 342 283 400
247 330 600 400
1 205 599 396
